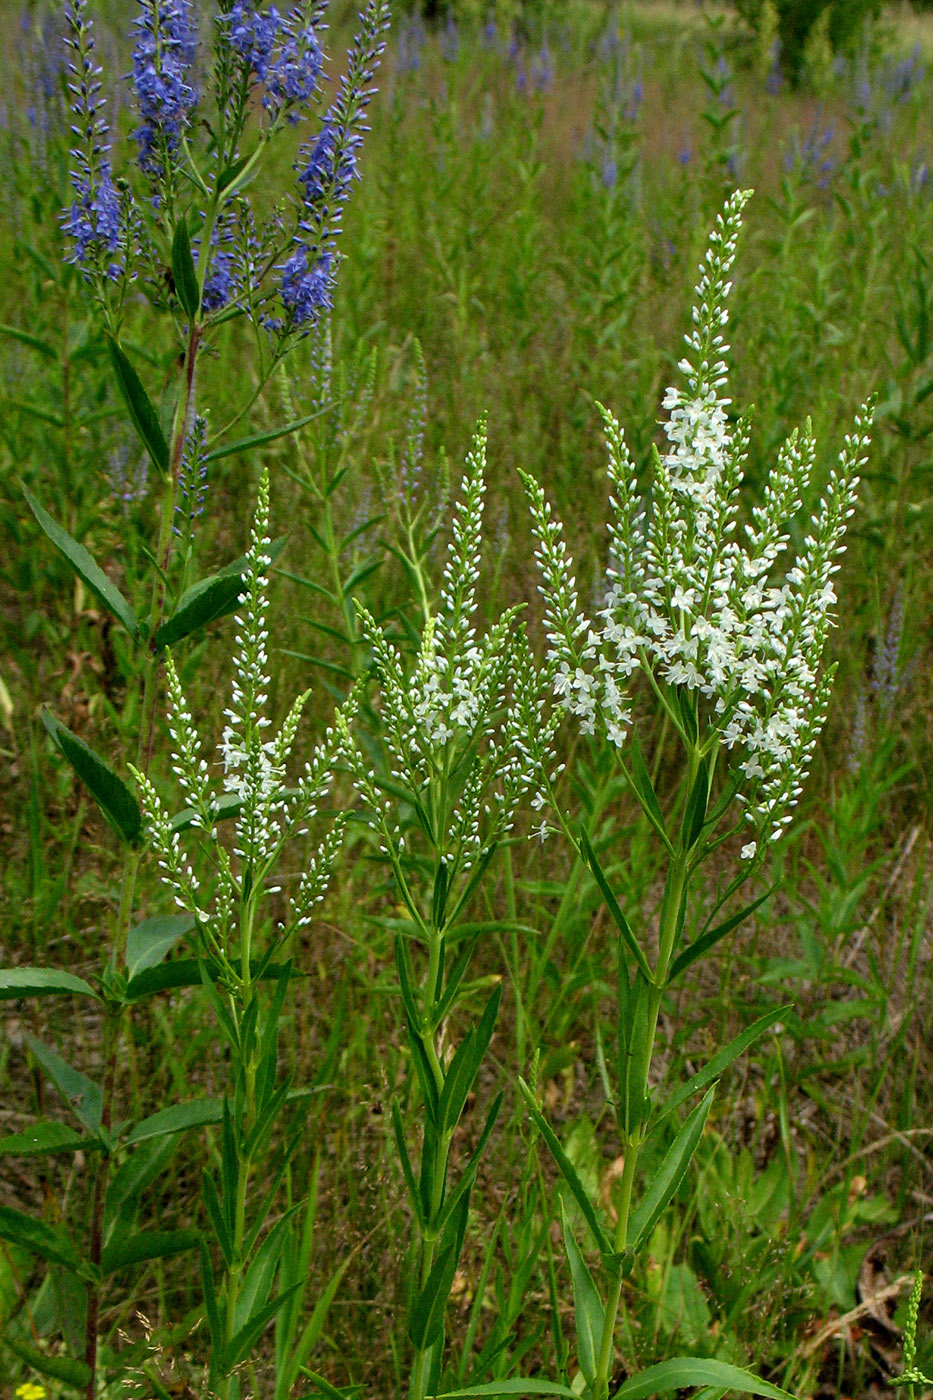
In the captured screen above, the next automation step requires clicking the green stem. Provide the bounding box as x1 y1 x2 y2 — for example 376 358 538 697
591 849 691 1400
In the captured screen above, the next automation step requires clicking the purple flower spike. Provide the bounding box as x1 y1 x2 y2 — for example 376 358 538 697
62 0 124 277
280 246 332 326
131 0 198 177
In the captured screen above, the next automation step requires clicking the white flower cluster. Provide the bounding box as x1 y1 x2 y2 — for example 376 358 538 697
526 190 872 854
343 419 555 881
133 466 350 945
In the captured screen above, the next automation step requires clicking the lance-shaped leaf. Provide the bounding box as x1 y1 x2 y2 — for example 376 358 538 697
409 1195 470 1351
650 1006 792 1131
437 984 501 1136
23 486 139 637
0 1204 89 1277
667 886 776 983
108 336 170 475
627 1086 714 1252
204 410 328 463
42 709 142 846
25 1034 104 1137
391 1098 426 1228
124 957 291 1001
579 827 653 984
612 1356 797 1400
518 1078 612 1259
224 1281 303 1372
630 730 668 840
560 1198 605 1387
681 757 709 851
0 966 99 1001
101 1227 201 1276
124 1099 225 1148
126 912 196 980
171 216 201 318
0 1121 94 1157
0 1335 93 1389
152 538 286 650
618 966 655 1137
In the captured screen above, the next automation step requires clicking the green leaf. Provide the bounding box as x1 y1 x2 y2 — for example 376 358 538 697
125 957 291 1001
234 1209 298 1334
611 1357 797 1400
171 216 200 317
579 828 653 984
126 912 196 980
0 1121 93 1157
105 1135 177 1222
101 1227 201 1275
436 1384 576 1398
409 1197 468 1351
653 1007 792 1129
627 1087 714 1251
560 1199 605 1386
391 1099 426 1227
437 984 501 1136
0 321 57 359
125 1098 223 1145
204 410 327 463
170 790 242 834
42 710 142 846
0 1334 93 1389
203 1169 235 1268
23 485 139 637
618 968 654 1137
277 1251 351 1395
225 1281 303 1371
630 731 667 838
301 1370 354 1400
518 1079 612 1259
0 1204 88 1276
200 1241 224 1353
152 538 286 649
0 966 99 1001
25 1035 103 1136
434 1092 502 1238
667 887 776 983
682 757 709 851
108 336 170 475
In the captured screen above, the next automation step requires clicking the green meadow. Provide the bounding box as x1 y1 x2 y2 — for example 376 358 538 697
0 3 930 1398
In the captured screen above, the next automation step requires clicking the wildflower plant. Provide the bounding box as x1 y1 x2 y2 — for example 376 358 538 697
131 466 353 1398
519 190 873 1400
5 2 389 1396
340 420 555 1400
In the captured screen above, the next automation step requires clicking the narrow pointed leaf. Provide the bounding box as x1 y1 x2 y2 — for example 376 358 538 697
560 1199 605 1386
225 1281 303 1370
0 1334 93 1388
204 410 327 463
42 710 142 846
200 1241 224 1352
682 757 709 850
171 217 200 317
0 321 57 359
125 1099 224 1145
652 1007 792 1128
108 336 169 474
0 966 99 1001
101 1228 201 1275
0 1204 88 1276
25 1034 103 1135
518 1078 611 1258
23 486 139 637
627 1087 714 1251
667 887 776 983
630 731 667 837
435 1092 502 1237
579 827 653 983
391 1099 425 1226
611 1357 797 1400
152 539 286 648
0 1121 92 1157
126 912 195 980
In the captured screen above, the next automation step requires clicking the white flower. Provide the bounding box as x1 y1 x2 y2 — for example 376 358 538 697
740 841 757 860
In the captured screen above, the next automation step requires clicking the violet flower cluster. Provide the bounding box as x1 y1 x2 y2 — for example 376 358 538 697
61 0 390 341
525 190 872 860
62 0 123 279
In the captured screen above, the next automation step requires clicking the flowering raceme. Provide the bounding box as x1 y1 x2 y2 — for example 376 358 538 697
62 0 389 342
525 189 872 859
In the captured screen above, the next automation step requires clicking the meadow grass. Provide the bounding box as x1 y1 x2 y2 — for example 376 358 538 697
0 3 930 1399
